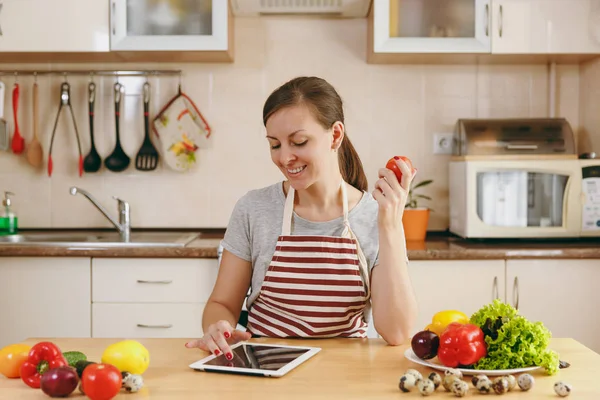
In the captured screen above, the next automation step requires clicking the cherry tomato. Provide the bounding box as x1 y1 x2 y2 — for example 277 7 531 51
81 363 122 400
0 343 31 378
386 156 414 183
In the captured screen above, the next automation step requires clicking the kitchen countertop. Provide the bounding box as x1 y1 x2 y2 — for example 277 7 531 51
0 230 599 259
0 337 597 399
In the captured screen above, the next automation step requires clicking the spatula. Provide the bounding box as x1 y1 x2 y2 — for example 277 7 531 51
26 82 43 168
0 81 8 151
135 82 159 171
11 83 24 154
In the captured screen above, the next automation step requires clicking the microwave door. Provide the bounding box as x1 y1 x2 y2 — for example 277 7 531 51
496 171 528 227
479 172 498 225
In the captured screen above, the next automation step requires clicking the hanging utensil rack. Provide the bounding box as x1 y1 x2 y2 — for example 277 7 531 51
0 69 182 78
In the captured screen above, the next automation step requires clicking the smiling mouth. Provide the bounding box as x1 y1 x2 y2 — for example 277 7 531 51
287 166 306 175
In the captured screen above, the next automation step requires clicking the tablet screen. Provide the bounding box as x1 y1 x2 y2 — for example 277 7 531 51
204 343 311 371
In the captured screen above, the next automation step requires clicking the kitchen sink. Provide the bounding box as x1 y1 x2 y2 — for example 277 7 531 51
0 231 200 248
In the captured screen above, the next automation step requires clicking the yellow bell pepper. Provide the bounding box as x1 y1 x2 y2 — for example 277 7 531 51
425 310 469 336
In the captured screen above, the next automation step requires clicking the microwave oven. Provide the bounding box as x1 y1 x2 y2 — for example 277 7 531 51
448 118 600 239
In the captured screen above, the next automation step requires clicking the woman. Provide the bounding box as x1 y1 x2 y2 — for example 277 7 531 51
185 76 418 360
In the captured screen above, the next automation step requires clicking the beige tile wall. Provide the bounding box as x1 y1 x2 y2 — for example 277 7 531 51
0 17 587 231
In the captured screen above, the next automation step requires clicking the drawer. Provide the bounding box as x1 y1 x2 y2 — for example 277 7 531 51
92 303 205 338
92 258 218 303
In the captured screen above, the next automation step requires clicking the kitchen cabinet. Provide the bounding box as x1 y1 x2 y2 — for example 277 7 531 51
0 257 91 349
407 260 505 336
110 0 229 52
0 0 109 52
491 0 600 54
91 258 218 338
506 259 600 354
369 0 600 62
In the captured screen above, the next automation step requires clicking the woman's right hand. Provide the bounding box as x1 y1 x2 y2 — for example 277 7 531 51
185 320 252 360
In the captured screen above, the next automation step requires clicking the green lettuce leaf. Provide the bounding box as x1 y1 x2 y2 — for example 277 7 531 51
469 299 560 375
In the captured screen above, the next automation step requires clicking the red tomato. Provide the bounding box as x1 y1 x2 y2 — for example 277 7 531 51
386 156 414 183
81 363 122 400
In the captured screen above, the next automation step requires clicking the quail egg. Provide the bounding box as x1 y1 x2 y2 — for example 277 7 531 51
399 373 417 392
503 374 517 391
427 372 442 390
517 373 535 391
444 368 463 379
417 379 436 396
443 375 460 392
554 381 572 397
451 379 469 397
492 377 510 394
474 376 493 394
406 369 423 381
471 374 488 387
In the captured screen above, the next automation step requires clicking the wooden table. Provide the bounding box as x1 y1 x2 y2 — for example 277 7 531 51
1 337 599 399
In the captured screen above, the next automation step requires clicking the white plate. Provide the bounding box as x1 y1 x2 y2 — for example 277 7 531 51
404 348 543 376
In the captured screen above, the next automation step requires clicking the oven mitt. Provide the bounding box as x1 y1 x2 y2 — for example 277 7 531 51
152 91 211 172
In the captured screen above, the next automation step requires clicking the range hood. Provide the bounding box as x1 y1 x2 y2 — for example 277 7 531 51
230 0 372 17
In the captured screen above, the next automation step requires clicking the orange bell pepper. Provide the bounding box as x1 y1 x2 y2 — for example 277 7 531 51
0 343 31 378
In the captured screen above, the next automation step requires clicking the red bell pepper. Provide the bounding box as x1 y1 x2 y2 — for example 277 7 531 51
437 322 487 368
20 342 68 388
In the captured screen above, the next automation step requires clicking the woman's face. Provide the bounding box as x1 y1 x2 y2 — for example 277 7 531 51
265 104 340 190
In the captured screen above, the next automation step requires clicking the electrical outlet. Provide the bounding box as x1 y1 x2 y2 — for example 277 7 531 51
433 133 454 155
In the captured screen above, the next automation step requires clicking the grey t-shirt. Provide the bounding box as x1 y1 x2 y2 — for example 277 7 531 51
221 181 380 308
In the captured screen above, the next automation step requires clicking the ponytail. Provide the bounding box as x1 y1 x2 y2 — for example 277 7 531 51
338 135 368 192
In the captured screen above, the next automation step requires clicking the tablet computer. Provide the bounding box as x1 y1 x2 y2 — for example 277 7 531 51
188 342 321 377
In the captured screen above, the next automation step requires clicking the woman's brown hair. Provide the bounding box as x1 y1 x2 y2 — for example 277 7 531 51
262 76 368 192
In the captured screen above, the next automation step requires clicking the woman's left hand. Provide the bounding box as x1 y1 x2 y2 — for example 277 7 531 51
372 158 416 231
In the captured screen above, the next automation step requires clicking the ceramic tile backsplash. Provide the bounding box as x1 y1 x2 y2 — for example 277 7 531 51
0 17 590 231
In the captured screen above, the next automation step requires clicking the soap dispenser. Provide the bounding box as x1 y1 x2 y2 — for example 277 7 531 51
0 191 18 235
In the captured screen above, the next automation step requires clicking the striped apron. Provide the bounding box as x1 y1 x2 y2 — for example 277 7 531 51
247 181 371 338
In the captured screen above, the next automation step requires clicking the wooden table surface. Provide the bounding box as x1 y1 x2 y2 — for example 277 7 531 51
1 337 599 399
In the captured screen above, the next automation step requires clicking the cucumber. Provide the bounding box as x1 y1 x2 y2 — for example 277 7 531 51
75 360 96 378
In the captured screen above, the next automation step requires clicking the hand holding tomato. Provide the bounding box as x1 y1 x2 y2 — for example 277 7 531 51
372 155 417 231
81 363 122 400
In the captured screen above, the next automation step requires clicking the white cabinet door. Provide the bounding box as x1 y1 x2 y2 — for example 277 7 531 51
506 259 600 354
491 0 600 54
0 0 109 52
372 0 491 54
408 260 505 336
110 0 229 51
0 257 91 348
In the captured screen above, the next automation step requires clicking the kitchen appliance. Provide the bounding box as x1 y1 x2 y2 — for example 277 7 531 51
449 118 600 239
230 0 371 17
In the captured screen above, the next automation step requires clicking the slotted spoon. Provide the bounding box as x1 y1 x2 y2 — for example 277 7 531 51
135 82 159 171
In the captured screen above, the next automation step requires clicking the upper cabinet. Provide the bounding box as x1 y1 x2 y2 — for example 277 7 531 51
491 0 600 54
370 0 600 62
372 0 491 54
0 0 233 63
110 0 229 52
0 0 109 52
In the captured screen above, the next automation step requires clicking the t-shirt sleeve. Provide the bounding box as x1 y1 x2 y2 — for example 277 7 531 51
221 196 252 262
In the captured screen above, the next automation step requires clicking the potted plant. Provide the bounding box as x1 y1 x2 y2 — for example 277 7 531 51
402 178 433 241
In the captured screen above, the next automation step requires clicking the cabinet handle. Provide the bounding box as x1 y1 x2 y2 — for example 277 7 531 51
485 4 489 37
136 324 173 329
492 276 499 300
513 276 519 310
136 279 173 284
111 1 116 35
0 3 3 36
498 4 503 37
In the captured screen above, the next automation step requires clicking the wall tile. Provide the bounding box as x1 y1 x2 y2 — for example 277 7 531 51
0 17 591 233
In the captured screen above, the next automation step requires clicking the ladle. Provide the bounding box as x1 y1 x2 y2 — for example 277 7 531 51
83 82 101 172
104 82 130 172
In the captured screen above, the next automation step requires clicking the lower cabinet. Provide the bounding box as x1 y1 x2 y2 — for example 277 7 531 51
408 260 505 336
0 257 91 348
506 259 600 354
91 258 218 339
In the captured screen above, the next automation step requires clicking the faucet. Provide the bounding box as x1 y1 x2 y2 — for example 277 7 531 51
70 187 131 240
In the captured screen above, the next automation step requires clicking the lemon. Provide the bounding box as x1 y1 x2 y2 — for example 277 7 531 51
101 340 150 375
